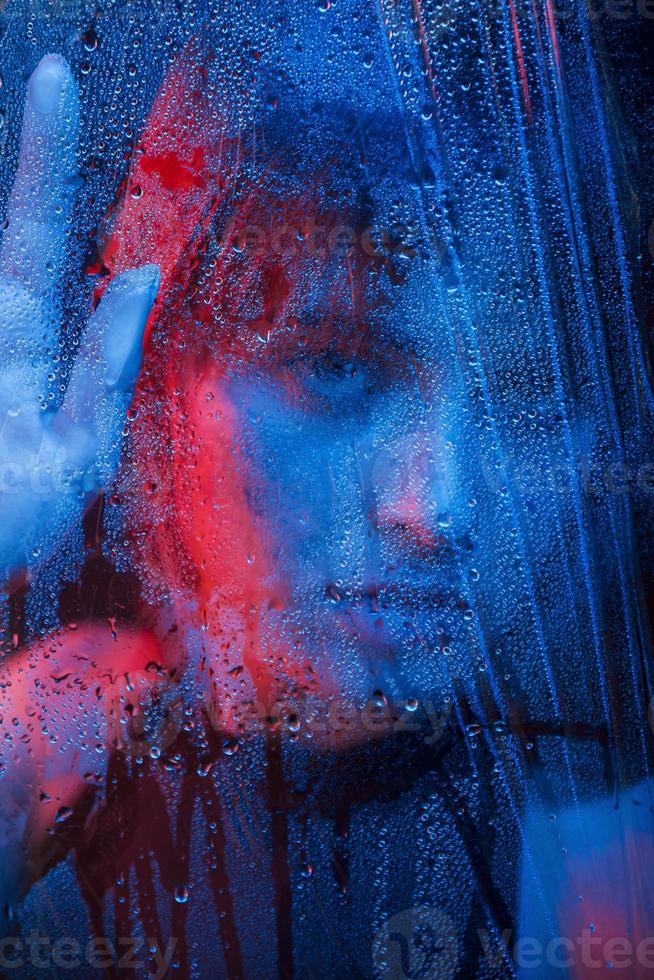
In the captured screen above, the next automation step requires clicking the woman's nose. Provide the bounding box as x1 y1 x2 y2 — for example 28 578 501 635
371 430 442 549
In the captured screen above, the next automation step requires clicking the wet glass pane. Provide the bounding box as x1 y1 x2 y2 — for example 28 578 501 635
0 0 653 976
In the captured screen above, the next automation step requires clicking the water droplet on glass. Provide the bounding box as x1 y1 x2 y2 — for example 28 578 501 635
174 885 189 904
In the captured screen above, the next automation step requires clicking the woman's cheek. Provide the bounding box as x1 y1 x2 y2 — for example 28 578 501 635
171 380 384 749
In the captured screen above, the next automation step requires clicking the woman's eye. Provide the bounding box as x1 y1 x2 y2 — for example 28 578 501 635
315 355 359 382
303 353 369 401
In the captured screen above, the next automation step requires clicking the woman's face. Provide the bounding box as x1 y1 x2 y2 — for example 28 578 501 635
154 263 464 740
89 42 470 743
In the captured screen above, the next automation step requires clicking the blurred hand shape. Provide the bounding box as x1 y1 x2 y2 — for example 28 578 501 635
0 54 159 576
